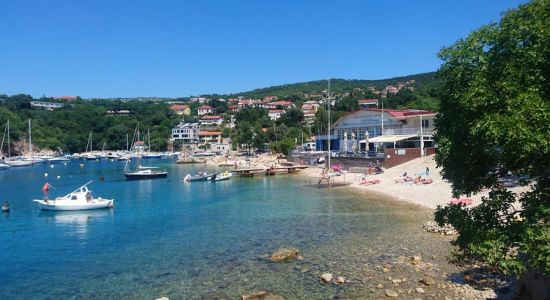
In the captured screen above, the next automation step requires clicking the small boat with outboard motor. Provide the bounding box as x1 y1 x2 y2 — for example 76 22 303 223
33 181 114 211
214 171 233 181
183 172 217 182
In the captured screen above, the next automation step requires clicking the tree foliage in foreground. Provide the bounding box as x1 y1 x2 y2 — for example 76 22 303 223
434 0 550 275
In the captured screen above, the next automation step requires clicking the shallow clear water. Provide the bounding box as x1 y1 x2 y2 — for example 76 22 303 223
0 159 455 299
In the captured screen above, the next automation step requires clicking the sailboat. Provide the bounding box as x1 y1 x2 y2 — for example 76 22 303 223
123 125 167 180
142 128 161 159
24 119 46 164
83 132 98 160
4 120 33 167
0 121 10 170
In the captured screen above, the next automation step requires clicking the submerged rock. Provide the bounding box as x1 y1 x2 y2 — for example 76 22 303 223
335 276 346 284
320 273 333 283
415 287 425 294
385 289 399 297
270 247 300 262
420 277 436 286
241 291 285 300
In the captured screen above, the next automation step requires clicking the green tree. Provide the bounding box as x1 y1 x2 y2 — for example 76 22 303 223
277 107 304 127
434 0 550 276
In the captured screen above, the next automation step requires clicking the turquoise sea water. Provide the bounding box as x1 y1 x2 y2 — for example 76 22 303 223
0 159 452 299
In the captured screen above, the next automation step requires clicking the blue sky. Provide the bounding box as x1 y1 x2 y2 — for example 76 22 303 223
0 0 527 98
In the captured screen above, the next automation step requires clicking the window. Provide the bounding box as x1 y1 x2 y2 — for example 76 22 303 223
422 119 429 128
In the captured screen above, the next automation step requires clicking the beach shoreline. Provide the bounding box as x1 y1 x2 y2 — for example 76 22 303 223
297 155 530 210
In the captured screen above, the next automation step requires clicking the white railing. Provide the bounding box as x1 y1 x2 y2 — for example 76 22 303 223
382 128 434 136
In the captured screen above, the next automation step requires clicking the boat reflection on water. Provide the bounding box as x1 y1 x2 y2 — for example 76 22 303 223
38 209 113 238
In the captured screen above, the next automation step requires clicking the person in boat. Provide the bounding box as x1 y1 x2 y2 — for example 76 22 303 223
42 182 51 200
86 192 92 202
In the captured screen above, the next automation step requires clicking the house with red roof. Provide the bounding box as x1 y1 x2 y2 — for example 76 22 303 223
268 109 285 121
266 100 294 109
358 99 379 108
200 115 223 127
170 104 191 116
197 105 213 116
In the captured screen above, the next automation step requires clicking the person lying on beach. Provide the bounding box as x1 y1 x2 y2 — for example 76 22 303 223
394 175 413 183
360 179 381 186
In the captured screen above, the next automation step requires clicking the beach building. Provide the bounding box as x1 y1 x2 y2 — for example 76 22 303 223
170 104 191 116
197 105 213 116
171 122 199 145
315 108 436 158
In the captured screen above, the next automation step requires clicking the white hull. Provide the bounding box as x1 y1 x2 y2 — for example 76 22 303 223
34 199 113 211
215 174 233 181
48 158 70 163
0 163 10 170
6 160 34 167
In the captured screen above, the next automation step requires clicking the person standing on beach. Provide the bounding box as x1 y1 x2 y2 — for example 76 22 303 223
426 166 430 176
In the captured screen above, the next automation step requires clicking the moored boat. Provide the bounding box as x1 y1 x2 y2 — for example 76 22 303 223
5 157 34 167
0 163 10 170
214 171 233 181
33 182 114 211
124 165 168 180
48 157 71 163
183 172 217 182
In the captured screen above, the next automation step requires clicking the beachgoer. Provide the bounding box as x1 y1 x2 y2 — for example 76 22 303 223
368 161 373 168
317 169 326 186
426 166 430 176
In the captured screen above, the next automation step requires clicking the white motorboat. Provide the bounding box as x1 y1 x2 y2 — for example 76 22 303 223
5 157 34 167
0 163 10 170
48 157 70 163
214 171 233 181
33 182 114 211
124 165 167 180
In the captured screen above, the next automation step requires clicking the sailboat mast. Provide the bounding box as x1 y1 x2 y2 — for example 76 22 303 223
126 133 129 151
90 132 93 152
7 120 10 158
148 128 151 151
327 79 331 169
29 119 32 157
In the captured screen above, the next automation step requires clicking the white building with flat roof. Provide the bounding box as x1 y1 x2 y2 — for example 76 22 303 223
172 122 199 145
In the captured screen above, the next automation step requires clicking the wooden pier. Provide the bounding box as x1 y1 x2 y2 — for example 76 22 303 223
232 165 309 177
